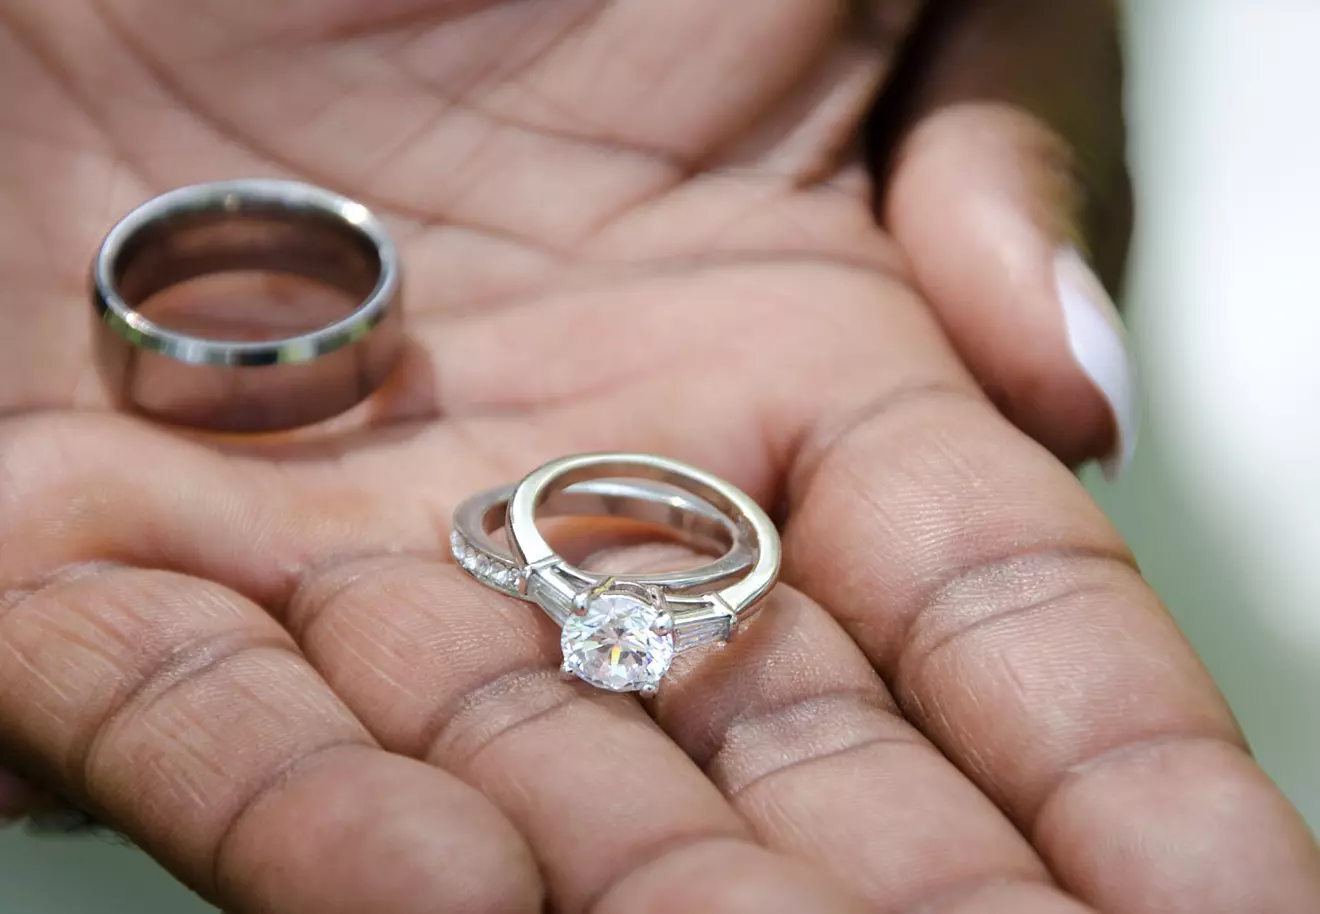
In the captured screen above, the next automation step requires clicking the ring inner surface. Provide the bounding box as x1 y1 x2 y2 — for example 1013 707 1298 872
114 205 381 311
485 486 737 559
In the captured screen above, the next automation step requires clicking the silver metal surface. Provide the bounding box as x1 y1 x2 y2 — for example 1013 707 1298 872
505 453 781 653
450 478 756 600
91 179 403 431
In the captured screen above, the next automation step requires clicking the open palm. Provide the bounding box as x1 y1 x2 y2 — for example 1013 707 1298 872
1 2 1316 913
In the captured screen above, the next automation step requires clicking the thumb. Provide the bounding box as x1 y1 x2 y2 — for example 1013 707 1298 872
874 0 1138 477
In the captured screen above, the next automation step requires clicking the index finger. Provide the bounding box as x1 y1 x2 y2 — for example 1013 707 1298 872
783 374 1320 911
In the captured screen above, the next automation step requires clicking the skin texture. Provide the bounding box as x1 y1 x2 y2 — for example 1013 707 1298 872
0 1 1317 912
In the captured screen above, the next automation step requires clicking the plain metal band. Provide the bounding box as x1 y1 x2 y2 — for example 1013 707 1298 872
91 179 403 432
507 453 781 621
453 478 757 596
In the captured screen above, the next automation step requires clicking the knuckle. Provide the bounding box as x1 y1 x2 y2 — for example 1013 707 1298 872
287 554 585 767
787 379 983 509
423 664 583 772
587 833 751 914
786 384 1134 641
0 564 290 790
283 551 432 638
898 545 1142 683
213 742 543 914
210 739 370 898
1036 733 1252 836
80 622 299 795
698 687 924 798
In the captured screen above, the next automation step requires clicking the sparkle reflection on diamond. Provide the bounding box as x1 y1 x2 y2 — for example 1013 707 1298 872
560 592 674 692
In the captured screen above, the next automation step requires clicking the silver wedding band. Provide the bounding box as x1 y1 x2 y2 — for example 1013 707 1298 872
91 179 403 432
451 476 758 598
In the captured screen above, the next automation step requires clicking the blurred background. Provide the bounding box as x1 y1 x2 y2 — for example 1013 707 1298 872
2 1 1317 910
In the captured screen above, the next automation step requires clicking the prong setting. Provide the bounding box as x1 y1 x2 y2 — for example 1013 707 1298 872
571 589 590 615
558 582 676 693
644 584 667 609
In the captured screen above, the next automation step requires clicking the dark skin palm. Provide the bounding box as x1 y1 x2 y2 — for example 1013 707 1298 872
0 2 1317 913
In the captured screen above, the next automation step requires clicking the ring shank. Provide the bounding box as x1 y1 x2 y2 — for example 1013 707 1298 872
91 180 403 432
514 459 747 532
453 479 757 598
468 480 740 554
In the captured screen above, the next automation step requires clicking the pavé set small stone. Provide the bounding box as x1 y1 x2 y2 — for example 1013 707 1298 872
450 453 781 695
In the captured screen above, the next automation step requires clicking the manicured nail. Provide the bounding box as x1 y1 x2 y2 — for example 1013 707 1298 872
1054 245 1140 479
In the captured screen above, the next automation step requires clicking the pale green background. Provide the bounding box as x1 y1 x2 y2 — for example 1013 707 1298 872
2 1 1317 911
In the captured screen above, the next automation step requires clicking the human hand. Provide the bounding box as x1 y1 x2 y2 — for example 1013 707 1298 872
1 2 1316 913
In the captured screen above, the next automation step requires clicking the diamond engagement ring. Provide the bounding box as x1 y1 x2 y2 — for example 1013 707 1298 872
452 453 781 695
91 179 403 432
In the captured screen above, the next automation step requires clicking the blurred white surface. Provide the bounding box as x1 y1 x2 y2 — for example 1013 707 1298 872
1101 0 1320 827
1 1 1316 910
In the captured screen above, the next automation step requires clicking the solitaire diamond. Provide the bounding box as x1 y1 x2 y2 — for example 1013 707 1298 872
560 592 675 692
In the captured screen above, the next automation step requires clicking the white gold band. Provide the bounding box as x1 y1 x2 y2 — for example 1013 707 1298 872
450 477 757 599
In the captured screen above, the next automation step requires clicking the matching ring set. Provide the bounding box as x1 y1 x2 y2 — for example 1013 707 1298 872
91 179 781 695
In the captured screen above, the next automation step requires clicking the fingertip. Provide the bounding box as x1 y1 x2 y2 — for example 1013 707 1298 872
1038 737 1320 913
220 748 544 914
872 0 1136 477
593 838 872 914
884 104 1138 477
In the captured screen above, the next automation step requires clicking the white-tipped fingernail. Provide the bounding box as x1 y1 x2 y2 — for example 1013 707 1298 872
1054 245 1141 480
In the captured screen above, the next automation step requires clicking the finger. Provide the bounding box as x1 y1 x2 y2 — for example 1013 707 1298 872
284 554 871 914
0 565 540 913
583 543 1095 913
874 0 1138 475
784 367 1320 908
